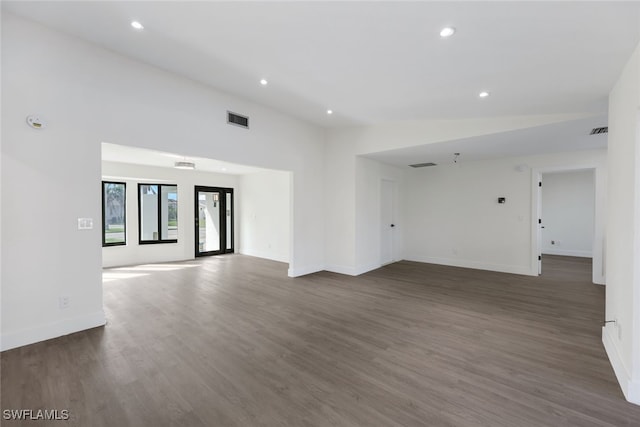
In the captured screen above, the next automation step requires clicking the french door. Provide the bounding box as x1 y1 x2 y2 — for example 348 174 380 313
195 186 234 257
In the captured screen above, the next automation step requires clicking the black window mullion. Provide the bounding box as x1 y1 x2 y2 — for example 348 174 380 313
139 183 178 245
102 181 126 247
157 187 163 241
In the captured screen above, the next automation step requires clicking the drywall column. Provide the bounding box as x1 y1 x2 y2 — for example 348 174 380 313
603 41 640 405
238 170 291 263
323 133 357 274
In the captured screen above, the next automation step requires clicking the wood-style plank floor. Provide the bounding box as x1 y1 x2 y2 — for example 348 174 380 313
2 255 640 426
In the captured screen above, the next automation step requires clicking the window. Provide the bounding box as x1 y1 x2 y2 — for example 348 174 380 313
138 184 178 244
102 181 126 246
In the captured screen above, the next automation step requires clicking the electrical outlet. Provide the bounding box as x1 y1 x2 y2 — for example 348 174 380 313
77 218 93 230
59 296 69 309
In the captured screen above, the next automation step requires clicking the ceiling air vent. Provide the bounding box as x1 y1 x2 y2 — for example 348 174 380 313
589 127 608 135
227 111 249 129
409 162 437 168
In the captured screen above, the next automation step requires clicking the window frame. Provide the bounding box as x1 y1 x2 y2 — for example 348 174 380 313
102 181 127 247
137 183 179 245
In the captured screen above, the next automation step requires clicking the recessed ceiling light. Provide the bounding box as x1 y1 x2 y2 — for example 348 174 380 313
440 27 455 38
479 91 490 98
327 109 333 115
260 79 268 86
131 21 144 30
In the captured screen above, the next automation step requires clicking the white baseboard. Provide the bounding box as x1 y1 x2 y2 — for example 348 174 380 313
355 262 383 275
325 261 383 276
631 379 640 406
287 264 323 277
1 310 106 352
602 326 640 405
542 248 592 257
404 255 534 276
325 264 359 276
239 248 288 263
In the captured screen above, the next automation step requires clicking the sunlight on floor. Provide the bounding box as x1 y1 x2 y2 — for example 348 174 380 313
102 272 149 282
102 263 201 282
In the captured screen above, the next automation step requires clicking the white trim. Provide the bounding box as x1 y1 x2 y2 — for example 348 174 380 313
532 169 542 275
326 261 385 276
325 264 359 276
404 256 534 276
531 164 602 283
541 249 592 257
602 326 638 403
239 248 289 263
355 261 382 276
630 380 640 406
1 311 106 352
287 264 323 277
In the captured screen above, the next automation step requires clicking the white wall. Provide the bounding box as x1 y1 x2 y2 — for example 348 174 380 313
324 113 599 277
403 150 607 279
355 157 405 274
323 134 357 273
238 170 291 263
1 14 325 351
541 170 595 257
323 146 406 276
603 40 640 405
102 161 239 268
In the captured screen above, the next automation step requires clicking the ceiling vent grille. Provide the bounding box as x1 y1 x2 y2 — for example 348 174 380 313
227 111 249 129
589 127 608 135
409 162 437 168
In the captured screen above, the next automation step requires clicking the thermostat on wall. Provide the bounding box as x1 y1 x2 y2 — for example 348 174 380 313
26 115 47 129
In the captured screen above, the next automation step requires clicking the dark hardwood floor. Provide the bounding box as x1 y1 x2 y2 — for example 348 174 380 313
2 254 640 426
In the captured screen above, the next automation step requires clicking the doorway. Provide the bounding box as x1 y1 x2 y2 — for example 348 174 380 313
195 186 234 257
533 168 596 277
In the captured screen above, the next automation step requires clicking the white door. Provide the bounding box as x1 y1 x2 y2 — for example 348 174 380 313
381 179 395 265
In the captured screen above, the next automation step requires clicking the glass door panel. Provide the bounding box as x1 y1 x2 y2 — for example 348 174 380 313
226 192 233 251
195 186 234 257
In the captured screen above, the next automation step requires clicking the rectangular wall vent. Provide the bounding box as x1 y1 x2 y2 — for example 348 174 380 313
227 111 249 129
409 162 437 168
589 127 608 135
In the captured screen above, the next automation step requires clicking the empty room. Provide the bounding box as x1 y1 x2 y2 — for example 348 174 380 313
2 2 640 426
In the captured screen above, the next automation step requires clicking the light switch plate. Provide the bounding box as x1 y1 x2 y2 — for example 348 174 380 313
78 218 94 230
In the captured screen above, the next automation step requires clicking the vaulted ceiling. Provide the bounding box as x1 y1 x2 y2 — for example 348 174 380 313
5 1 640 128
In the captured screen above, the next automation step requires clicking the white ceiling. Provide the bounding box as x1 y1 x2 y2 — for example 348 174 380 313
101 142 270 175
4 1 640 128
364 114 609 167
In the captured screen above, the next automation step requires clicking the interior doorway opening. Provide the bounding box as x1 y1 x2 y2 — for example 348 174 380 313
533 167 597 279
101 142 292 271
